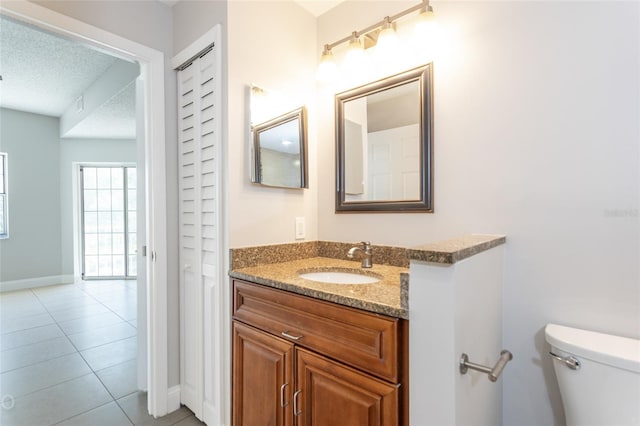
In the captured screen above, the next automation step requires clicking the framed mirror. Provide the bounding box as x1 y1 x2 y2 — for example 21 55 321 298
252 105 308 189
335 64 433 212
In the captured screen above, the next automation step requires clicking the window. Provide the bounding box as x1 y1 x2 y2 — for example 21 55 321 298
0 153 7 239
80 165 137 279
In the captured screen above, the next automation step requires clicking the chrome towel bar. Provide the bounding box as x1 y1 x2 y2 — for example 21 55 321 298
459 350 513 382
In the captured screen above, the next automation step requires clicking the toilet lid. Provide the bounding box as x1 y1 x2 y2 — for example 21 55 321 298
545 324 640 373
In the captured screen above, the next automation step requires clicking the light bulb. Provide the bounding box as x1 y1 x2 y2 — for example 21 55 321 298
414 6 437 40
344 32 366 71
250 86 269 124
375 18 399 57
412 5 438 61
316 46 338 83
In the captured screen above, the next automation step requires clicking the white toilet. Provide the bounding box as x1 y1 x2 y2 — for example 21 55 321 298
545 323 640 426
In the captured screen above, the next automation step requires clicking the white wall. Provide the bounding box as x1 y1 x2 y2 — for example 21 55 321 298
13 2 637 423
318 2 639 425
0 109 136 282
226 0 318 247
172 0 227 56
410 246 504 425
0 108 62 283
31 0 182 388
59 138 137 276
173 3 639 423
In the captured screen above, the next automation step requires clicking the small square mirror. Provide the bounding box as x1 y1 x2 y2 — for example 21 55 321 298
250 86 308 189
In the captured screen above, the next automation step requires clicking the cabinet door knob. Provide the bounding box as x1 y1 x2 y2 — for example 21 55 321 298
281 331 303 341
280 383 289 407
293 390 302 416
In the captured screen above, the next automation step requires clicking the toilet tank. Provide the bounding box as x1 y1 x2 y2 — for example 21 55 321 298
545 324 640 426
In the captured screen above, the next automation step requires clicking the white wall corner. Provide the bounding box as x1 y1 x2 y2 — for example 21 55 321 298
0 275 74 292
453 246 505 426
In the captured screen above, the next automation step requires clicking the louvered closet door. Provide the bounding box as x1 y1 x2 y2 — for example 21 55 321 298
178 46 222 422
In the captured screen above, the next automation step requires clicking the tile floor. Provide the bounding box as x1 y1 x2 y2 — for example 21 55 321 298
0 280 203 426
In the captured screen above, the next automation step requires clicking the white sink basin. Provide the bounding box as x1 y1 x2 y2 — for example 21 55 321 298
298 270 380 285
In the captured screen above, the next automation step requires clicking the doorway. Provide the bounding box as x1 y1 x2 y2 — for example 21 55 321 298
0 1 169 416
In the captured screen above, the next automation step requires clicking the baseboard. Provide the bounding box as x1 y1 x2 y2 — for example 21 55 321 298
0 274 75 292
167 385 181 413
203 400 222 425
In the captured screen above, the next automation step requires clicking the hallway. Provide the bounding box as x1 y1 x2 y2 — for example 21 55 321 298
0 281 201 426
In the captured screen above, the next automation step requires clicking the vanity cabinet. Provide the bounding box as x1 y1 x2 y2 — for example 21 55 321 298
232 279 408 426
232 321 294 426
295 347 398 425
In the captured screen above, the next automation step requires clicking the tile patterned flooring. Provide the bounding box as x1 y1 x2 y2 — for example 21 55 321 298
0 280 203 426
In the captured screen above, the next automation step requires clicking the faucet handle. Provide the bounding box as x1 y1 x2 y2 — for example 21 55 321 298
361 241 371 252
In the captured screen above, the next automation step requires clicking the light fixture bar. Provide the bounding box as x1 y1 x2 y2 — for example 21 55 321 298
323 0 431 51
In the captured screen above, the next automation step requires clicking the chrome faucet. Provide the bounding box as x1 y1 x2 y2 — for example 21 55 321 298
347 241 373 268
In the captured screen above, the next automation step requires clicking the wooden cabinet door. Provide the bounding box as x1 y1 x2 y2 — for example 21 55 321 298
295 348 399 426
233 280 400 382
233 322 294 426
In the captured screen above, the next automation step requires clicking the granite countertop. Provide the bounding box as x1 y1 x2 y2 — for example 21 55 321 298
229 257 409 319
229 234 506 321
408 234 506 264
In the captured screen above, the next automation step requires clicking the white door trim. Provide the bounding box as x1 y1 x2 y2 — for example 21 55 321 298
0 1 169 416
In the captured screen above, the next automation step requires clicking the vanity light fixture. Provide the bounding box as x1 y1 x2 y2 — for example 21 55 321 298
344 31 366 69
316 44 339 83
316 0 435 81
414 3 437 39
347 31 363 52
375 17 399 54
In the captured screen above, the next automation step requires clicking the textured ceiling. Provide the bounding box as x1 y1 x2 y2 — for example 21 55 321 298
0 15 136 139
64 81 136 139
0 2 343 139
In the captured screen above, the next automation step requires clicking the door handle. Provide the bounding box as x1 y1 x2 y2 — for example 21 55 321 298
281 331 303 341
293 390 302 416
280 383 289 407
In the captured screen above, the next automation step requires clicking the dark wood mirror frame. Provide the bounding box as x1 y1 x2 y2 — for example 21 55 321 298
335 64 433 213
252 106 308 189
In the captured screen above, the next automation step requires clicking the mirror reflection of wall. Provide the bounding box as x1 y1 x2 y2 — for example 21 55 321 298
344 119 364 196
256 115 303 188
343 80 421 202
